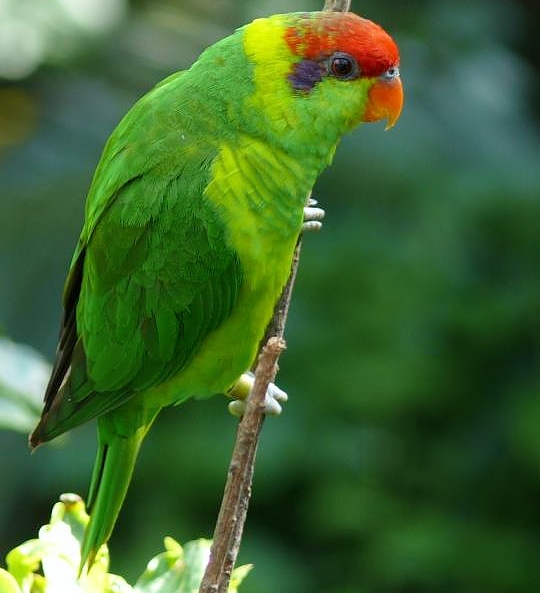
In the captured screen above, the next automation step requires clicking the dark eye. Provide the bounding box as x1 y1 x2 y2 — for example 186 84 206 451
329 53 357 80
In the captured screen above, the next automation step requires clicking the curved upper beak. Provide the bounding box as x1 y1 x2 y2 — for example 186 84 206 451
363 75 403 130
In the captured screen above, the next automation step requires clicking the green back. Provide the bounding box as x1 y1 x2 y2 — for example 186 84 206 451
35 34 253 440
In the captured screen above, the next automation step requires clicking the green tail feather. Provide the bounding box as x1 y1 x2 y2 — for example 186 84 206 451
80 410 158 572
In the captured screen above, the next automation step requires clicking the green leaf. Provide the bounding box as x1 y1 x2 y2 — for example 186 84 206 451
0 569 23 593
2 495 250 593
134 538 251 593
228 563 253 593
5 538 47 591
134 537 205 593
0 337 50 433
3 494 131 593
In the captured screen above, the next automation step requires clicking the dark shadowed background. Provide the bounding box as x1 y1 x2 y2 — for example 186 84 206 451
1 0 539 591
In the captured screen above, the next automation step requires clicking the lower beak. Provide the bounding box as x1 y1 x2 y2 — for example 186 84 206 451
363 76 403 130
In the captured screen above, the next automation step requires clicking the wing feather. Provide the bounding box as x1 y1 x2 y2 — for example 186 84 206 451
31 77 243 445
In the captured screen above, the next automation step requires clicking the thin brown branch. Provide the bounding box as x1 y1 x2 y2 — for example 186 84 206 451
203 337 286 593
323 0 351 12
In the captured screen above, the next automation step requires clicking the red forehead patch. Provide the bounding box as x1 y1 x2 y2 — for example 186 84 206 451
284 12 399 78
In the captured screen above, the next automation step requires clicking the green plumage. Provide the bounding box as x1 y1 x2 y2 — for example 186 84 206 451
33 37 250 569
30 10 401 572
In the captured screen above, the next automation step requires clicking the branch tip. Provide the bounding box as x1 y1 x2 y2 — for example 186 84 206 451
323 0 351 12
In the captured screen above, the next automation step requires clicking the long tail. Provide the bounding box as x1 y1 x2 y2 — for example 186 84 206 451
80 409 158 573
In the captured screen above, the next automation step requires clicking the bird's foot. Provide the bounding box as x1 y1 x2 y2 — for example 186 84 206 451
303 198 325 232
227 371 288 417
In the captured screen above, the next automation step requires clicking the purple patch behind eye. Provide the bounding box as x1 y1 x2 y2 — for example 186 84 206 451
288 59 326 92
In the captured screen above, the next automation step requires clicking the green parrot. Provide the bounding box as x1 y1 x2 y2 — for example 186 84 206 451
30 10 402 570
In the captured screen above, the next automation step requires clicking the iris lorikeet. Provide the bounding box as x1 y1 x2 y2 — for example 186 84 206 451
30 10 402 569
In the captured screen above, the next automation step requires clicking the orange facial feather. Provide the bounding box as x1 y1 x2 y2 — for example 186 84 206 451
284 12 399 78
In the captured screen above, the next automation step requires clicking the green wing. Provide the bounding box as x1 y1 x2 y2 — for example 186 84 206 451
31 76 242 445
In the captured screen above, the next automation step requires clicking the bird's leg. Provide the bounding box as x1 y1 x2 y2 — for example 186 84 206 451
227 371 288 417
303 197 325 232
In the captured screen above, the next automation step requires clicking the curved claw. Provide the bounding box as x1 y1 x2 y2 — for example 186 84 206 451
303 200 325 232
227 372 288 417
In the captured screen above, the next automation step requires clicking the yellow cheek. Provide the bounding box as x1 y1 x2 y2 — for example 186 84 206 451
242 15 301 134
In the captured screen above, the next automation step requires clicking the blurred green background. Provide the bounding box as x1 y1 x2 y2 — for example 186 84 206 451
1 0 539 591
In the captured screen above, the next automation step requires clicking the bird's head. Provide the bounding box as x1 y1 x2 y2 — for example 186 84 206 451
241 11 403 145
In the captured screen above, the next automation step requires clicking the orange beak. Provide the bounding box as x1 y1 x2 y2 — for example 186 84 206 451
363 75 403 130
